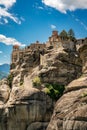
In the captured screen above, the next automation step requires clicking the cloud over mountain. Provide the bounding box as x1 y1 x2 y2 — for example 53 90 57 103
42 0 87 13
0 0 21 24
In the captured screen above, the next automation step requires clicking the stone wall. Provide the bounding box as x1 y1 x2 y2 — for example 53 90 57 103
12 42 46 64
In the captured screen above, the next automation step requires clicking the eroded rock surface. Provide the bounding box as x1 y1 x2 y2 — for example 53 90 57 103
0 87 54 130
0 41 84 130
39 47 82 85
11 47 82 88
47 41 87 130
0 79 10 105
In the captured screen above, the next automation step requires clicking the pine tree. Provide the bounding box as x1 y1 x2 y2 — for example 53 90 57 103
68 29 75 41
59 30 68 40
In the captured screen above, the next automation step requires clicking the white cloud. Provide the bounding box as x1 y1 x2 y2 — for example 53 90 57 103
0 0 16 8
33 2 44 10
0 34 25 46
0 51 3 54
0 0 21 24
42 0 87 13
20 17 25 22
75 18 79 22
4 18 8 24
38 6 44 10
51 24 56 29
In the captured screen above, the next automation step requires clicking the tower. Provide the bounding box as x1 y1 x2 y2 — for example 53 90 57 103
13 45 19 51
12 45 20 63
52 30 58 38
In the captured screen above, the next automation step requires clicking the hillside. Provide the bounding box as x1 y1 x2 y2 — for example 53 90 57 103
0 72 8 80
0 64 10 74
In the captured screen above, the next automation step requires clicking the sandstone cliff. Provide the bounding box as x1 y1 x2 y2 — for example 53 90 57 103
47 42 87 130
0 39 84 130
0 79 54 130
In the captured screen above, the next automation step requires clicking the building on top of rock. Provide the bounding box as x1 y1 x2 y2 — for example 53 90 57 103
13 45 20 51
11 31 75 65
11 41 46 65
76 38 87 51
46 30 75 51
11 31 85 66
46 30 62 48
29 41 46 50
12 45 20 63
50 30 59 41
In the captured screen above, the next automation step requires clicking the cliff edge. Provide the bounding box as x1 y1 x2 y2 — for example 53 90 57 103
0 31 86 130
47 40 87 130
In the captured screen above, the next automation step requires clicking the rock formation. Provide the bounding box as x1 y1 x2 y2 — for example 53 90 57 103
0 79 54 130
0 31 86 130
47 40 87 130
39 47 81 85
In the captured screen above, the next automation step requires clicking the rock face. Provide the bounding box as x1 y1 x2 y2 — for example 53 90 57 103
47 42 87 130
40 47 82 85
11 47 82 88
0 40 84 130
0 79 10 105
0 87 54 130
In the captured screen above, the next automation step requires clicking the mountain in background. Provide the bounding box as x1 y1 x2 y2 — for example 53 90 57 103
0 64 10 80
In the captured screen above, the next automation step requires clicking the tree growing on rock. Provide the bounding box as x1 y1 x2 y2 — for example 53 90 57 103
68 29 75 41
59 30 68 40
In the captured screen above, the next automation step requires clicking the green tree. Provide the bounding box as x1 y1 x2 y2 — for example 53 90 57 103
45 83 65 101
59 30 68 40
68 29 75 41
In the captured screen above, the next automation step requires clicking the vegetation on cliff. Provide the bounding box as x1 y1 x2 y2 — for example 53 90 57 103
45 83 65 101
32 76 65 100
59 29 75 41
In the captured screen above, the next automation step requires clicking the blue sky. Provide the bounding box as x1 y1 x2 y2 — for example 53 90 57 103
0 0 87 64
